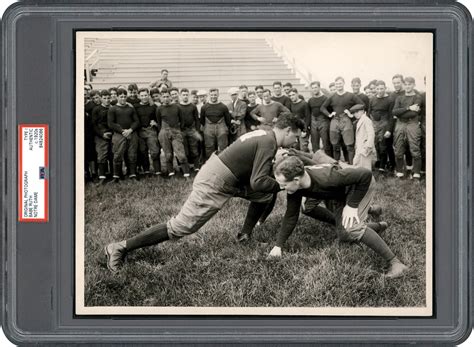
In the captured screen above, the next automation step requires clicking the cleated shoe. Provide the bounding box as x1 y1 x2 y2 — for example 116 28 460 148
104 240 127 272
385 258 408 279
236 233 251 243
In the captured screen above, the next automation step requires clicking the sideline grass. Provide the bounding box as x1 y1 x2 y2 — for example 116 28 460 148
83 174 426 308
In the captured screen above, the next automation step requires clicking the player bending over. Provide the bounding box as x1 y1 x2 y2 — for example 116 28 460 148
105 113 305 272
269 155 408 279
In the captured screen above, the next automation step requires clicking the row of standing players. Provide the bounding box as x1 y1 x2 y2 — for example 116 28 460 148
84 75 426 184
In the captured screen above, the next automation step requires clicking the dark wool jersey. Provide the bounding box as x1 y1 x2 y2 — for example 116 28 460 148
85 100 100 116
276 164 372 247
239 97 250 105
392 93 423 121
218 129 279 193
368 95 393 122
107 104 140 133
134 103 157 128
271 95 292 109
200 102 232 128
245 104 260 129
110 99 118 106
126 96 141 106
308 95 329 122
179 103 200 130
156 104 182 129
290 100 311 129
91 105 111 137
356 92 370 110
250 102 290 125
321 92 364 116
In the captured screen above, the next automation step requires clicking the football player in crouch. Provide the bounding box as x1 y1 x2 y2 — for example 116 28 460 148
105 113 305 272
269 155 408 279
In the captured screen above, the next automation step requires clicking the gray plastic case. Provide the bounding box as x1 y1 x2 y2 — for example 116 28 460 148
1 0 472 344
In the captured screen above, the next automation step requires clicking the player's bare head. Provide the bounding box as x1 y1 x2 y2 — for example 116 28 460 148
239 84 248 94
404 76 416 92
329 82 336 92
128 83 138 96
138 88 149 103
90 89 101 103
150 88 160 101
273 81 282 95
351 77 361 93
161 69 169 78
117 88 128 105
247 90 256 103
180 88 189 102
274 113 304 148
209 88 219 102
100 89 111 105
169 87 179 100
392 74 404 91
310 81 321 94
160 89 171 104
108 87 118 99
262 89 272 103
283 82 293 95
335 77 345 91
288 88 299 102
274 156 305 194
375 80 386 96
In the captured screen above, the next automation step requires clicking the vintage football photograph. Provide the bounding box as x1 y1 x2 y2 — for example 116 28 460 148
75 31 433 315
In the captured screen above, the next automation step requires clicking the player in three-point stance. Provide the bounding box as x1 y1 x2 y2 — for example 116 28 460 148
105 113 305 272
268 154 408 279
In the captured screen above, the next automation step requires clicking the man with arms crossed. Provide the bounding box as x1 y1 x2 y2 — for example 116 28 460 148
391 76 423 179
307 81 331 155
200 88 232 159
105 114 305 271
107 88 140 181
288 88 310 152
268 155 408 278
321 77 364 164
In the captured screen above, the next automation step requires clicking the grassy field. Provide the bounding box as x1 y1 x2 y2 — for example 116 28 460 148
83 173 426 308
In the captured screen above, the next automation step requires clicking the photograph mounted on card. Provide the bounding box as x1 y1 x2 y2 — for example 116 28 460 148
75 31 433 316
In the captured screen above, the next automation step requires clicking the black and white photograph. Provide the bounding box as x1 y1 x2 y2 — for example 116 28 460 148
76 31 433 316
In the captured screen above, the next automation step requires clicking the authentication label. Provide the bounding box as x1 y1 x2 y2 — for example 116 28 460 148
18 124 49 222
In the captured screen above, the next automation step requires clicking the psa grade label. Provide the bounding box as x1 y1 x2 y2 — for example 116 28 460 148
18 124 49 222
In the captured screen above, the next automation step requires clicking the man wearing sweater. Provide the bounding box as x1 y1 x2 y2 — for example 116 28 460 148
179 88 202 171
200 88 232 160
391 76 423 179
135 88 161 176
92 90 113 184
244 91 260 131
105 114 305 272
368 80 395 173
156 89 190 177
268 155 408 279
288 88 310 152
351 77 370 110
271 81 292 109
321 77 364 164
107 88 140 181
307 81 331 155
250 89 291 129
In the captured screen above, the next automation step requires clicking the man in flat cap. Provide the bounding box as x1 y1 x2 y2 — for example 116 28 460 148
227 87 247 142
350 104 375 171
